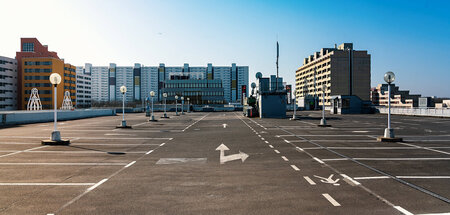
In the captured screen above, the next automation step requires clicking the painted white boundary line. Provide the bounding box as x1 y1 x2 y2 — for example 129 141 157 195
341 174 361 186
417 213 450 215
124 161 136 168
146 150 154 155
0 183 95 186
354 176 450 180
303 176 316 185
269 145 274 148
322 158 450 161
394 206 414 215
0 145 48 158
0 162 128 166
281 156 289 161
87 179 108 191
265 141 269 144
322 193 341 206
313 157 325 164
274 150 280 154
290 165 300 171
160 143 166 146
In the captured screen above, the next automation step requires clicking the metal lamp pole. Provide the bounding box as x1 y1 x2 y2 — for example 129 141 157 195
149 91 156 121
291 89 298 120
175 95 179 116
187 97 190 113
181 96 184 115
383 71 396 139
50 73 61 141
117 85 130 128
319 84 328 126
162 93 169 118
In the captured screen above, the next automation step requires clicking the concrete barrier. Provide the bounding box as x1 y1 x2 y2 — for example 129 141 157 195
376 107 450 118
0 109 116 126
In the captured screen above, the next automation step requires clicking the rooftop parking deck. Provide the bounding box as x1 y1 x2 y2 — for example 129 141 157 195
0 111 449 214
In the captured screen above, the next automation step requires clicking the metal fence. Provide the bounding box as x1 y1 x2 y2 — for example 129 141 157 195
376 107 450 118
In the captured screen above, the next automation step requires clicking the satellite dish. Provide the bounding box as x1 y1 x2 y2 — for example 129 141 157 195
255 72 262 79
251 82 256 89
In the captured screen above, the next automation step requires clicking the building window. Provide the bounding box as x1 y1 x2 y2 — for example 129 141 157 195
22 43 35 52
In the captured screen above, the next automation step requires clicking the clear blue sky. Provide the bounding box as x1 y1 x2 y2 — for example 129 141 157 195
1 0 449 97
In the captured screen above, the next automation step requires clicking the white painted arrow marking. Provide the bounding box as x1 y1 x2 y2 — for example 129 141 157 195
223 124 227 128
314 174 340 185
216 144 249 164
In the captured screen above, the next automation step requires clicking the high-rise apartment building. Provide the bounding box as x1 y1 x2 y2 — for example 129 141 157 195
77 63 248 104
295 43 371 106
75 66 92 108
16 38 76 110
0 56 18 110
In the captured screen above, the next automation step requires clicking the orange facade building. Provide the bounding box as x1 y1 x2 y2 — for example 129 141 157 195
16 38 76 110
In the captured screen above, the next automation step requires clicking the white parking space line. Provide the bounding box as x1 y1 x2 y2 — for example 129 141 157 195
290 165 300 171
0 145 48 158
417 213 450 215
0 183 95 186
281 156 289 161
322 157 450 161
354 176 450 180
296 147 304 152
71 143 160 146
353 176 390 180
0 136 172 140
132 122 149 127
394 206 414 215
341 174 361 186
146 150 154 155
261 138 265 141
264 141 269 144
322 193 341 206
124 161 136 168
269 145 274 148
284 140 290 143
303 176 316 185
160 143 166 146
0 162 128 166
397 142 450 155
302 146 419 150
274 150 280 154
87 179 108 191
313 157 325 164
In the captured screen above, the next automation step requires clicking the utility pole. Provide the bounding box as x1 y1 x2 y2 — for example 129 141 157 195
276 41 279 92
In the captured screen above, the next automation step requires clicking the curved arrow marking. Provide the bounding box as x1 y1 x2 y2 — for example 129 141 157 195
216 144 249 164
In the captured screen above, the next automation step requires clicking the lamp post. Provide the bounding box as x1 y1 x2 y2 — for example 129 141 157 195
187 97 191 113
175 95 179 116
162 93 169 118
181 96 185 115
290 89 298 120
318 84 330 127
42 73 70 145
378 71 402 142
149 91 157 121
117 86 131 128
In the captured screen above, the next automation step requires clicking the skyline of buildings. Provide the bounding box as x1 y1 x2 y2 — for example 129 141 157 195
0 37 448 111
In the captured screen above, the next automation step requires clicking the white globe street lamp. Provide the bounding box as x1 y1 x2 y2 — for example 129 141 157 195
117 86 131 128
149 91 157 121
181 96 185 115
42 73 69 145
162 92 169 118
175 95 179 116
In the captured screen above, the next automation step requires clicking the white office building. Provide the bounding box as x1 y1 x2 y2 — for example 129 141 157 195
0 56 18 110
75 66 92 108
77 63 248 104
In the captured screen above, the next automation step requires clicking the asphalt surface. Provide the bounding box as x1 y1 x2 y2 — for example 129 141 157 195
0 110 449 215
